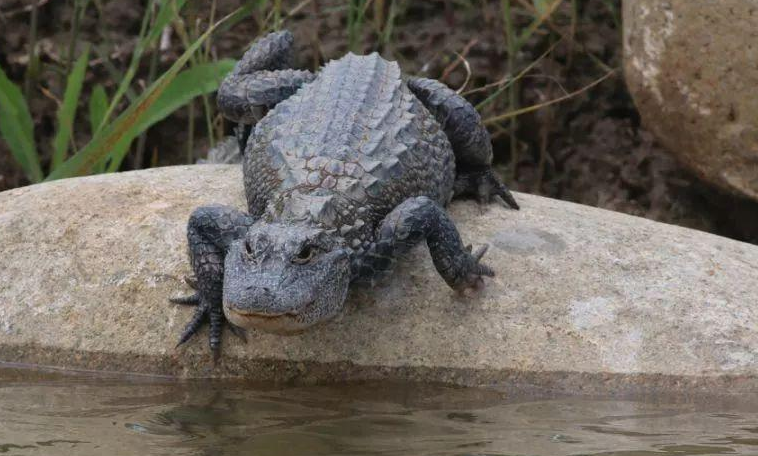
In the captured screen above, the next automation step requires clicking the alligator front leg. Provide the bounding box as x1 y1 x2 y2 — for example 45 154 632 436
171 205 256 361
408 77 519 210
217 30 316 152
360 196 493 290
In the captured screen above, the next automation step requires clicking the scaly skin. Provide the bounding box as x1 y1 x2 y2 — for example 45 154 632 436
171 30 519 360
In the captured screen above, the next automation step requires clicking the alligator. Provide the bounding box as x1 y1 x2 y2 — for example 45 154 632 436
171 30 519 360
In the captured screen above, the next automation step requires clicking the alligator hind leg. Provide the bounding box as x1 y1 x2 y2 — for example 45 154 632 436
360 196 493 290
407 77 519 209
218 30 316 150
219 69 316 124
171 205 256 361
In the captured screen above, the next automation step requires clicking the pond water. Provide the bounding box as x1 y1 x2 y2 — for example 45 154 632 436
1 367 757 456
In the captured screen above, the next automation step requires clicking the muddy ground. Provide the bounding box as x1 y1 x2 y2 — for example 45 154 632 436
1 0 756 243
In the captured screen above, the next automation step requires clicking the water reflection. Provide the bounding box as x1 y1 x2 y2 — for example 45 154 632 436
0 368 757 456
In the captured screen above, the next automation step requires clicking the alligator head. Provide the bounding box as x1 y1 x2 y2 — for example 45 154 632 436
222 222 352 334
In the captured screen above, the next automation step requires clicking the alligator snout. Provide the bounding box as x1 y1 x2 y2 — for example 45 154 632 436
227 285 291 316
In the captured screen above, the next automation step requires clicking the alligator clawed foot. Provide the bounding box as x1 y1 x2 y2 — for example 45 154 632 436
476 169 519 210
170 294 246 363
454 244 494 293
455 168 520 211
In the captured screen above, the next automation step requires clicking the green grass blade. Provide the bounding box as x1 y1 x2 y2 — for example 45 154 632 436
145 0 188 44
88 84 108 135
128 59 234 134
347 0 368 52
380 0 397 46
0 68 34 137
88 84 109 172
51 45 90 171
105 59 236 172
516 0 563 50
0 66 42 182
97 0 188 134
533 0 549 14
46 9 239 181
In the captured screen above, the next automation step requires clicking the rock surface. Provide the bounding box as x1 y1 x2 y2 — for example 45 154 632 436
623 0 758 200
1 165 757 393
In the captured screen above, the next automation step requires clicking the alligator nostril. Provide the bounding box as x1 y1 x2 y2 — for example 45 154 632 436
245 285 271 294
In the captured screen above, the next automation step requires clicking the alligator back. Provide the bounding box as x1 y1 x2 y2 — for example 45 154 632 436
243 52 455 249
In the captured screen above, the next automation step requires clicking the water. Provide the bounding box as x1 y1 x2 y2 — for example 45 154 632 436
1 368 758 456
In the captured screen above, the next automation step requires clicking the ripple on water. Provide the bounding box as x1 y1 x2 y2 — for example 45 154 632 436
0 368 756 456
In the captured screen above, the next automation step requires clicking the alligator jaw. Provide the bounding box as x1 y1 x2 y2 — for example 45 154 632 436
224 301 313 335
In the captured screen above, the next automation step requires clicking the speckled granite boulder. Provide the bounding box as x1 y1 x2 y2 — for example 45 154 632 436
0 165 757 394
623 0 758 200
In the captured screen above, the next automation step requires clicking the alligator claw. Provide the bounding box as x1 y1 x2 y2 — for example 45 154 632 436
172 294 230 362
477 169 519 210
472 244 489 263
455 244 494 292
183 275 199 290
169 293 201 305
455 168 519 210
228 323 248 343
176 301 209 347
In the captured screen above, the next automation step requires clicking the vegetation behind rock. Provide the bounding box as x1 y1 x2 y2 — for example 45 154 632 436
0 0 755 243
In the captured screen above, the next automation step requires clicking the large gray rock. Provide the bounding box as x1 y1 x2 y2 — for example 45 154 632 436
623 0 758 200
1 165 757 393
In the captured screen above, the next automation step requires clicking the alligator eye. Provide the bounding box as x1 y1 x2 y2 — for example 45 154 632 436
293 245 314 264
245 240 254 255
